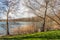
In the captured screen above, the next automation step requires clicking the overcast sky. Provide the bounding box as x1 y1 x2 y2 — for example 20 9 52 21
0 0 60 19
0 0 36 19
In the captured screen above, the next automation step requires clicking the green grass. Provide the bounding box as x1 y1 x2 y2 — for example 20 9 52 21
0 30 60 40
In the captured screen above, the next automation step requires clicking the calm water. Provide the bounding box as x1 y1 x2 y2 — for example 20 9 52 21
0 22 42 35
0 22 34 35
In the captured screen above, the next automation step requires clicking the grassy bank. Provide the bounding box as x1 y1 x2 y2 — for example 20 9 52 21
0 30 60 40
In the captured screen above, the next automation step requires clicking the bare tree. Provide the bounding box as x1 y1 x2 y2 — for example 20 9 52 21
6 0 19 35
42 0 49 31
24 0 60 32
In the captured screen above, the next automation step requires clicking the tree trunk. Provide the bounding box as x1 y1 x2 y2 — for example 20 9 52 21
41 2 48 32
6 9 10 35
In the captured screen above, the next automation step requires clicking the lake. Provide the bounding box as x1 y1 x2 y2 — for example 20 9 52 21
0 22 42 35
